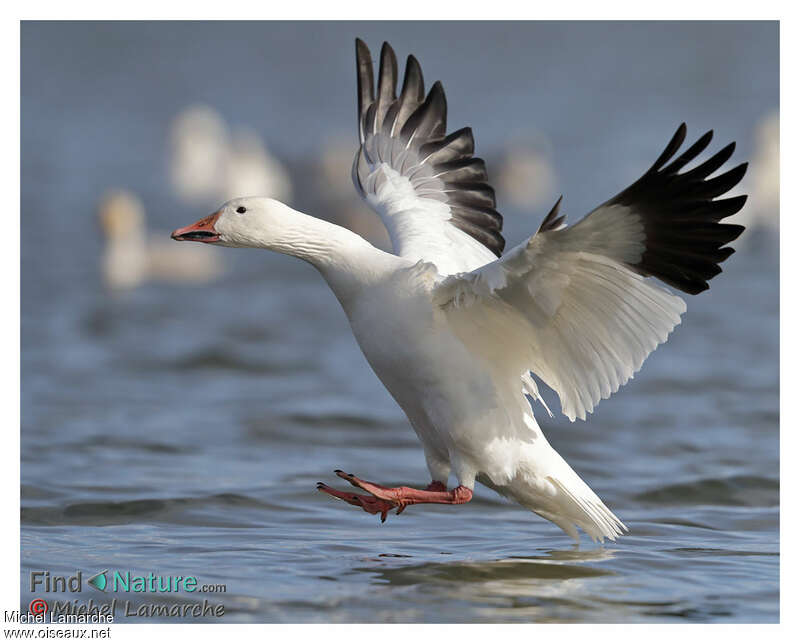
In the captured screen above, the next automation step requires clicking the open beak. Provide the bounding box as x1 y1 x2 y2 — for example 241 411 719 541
171 211 221 243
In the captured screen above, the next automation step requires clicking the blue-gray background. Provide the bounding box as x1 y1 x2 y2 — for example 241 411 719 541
21 21 779 623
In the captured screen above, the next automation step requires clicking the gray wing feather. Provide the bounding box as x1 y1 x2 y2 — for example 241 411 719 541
353 39 505 257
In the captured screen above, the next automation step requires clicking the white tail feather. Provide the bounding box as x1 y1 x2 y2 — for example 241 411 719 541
485 439 628 543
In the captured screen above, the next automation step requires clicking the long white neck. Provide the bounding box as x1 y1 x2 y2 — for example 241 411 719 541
238 205 406 304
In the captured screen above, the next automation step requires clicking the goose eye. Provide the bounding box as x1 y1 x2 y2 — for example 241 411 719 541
236 206 247 214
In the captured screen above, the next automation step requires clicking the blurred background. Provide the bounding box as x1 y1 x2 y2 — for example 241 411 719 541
21 21 778 623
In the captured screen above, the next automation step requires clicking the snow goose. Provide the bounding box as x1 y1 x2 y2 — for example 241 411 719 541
171 40 747 542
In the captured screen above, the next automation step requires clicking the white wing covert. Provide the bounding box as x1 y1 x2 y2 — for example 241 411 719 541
435 124 747 421
352 40 505 275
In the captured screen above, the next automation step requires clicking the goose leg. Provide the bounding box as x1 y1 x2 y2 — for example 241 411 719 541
316 470 472 523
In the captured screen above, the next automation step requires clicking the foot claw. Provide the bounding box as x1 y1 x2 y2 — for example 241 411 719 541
332 470 398 501
335 470 374 493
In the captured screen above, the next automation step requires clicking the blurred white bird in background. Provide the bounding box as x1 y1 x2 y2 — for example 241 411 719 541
496 137 558 212
98 190 224 290
169 104 292 206
750 111 779 220
168 105 229 205
736 110 778 240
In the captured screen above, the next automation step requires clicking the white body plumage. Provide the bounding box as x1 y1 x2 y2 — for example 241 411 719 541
339 255 628 542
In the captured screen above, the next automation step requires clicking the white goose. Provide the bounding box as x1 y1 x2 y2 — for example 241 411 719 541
172 40 747 542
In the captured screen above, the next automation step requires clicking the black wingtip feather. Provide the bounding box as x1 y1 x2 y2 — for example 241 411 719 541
355 39 374 104
444 182 495 209
690 162 748 199
374 43 398 135
433 158 489 184
400 80 447 144
608 125 747 295
662 129 713 175
401 55 425 103
355 39 375 140
683 141 737 182
650 123 688 172
539 195 565 232
419 127 474 165
377 43 398 99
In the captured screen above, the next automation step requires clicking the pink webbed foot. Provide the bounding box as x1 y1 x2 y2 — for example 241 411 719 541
317 470 473 523
316 482 397 522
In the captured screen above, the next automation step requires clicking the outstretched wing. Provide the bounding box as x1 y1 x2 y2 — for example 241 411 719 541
352 39 505 276
435 124 747 421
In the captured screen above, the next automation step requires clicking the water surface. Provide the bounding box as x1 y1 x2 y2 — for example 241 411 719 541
21 21 779 623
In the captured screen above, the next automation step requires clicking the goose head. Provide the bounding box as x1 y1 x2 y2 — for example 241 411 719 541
171 197 304 252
